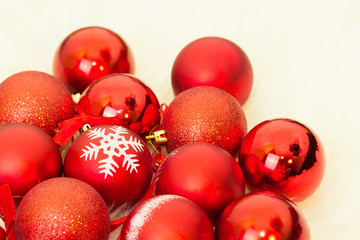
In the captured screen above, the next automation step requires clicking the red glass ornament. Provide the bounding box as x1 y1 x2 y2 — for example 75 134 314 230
64 125 153 207
53 26 134 93
215 191 310 240
238 118 326 202
161 86 247 155
15 177 110 240
0 71 75 136
155 143 245 224
120 194 214 239
171 36 253 105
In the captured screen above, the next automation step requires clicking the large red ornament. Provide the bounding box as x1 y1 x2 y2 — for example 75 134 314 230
53 26 134 93
171 36 253 105
161 86 247 155
238 118 326 202
15 177 110 240
0 71 75 136
120 194 214 239
155 143 245 223
215 191 310 239
64 125 153 207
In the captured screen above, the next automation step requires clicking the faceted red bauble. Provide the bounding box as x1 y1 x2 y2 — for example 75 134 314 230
161 86 247 155
155 143 245 223
171 37 253 105
120 195 214 239
0 123 62 199
238 118 326 202
53 26 134 93
0 71 75 136
15 177 110 240
216 191 310 240
64 125 153 207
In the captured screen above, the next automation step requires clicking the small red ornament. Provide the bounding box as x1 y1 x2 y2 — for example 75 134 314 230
15 177 110 240
53 26 134 93
155 143 245 224
64 125 153 207
161 86 247 155
215 191 310 239
238 118 326 202
171 36 253 105
120 194 214 239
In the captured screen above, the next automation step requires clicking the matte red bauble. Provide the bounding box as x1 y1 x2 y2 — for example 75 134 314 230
120 195 214 239
53 26 134 93
171 36 253 105
64 125 153 207
15 177 110 240
161 86 247 155
216 191 310 240
0 123 62 200
155 143 245 223
238 118 326 202
0 71 75 136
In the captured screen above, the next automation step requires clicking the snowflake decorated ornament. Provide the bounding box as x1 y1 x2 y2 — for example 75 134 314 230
64 125 153 207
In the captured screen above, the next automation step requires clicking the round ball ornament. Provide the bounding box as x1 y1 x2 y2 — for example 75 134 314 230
15 177 110 240
238 118 326 202
53 26 134 93
171 36 253 105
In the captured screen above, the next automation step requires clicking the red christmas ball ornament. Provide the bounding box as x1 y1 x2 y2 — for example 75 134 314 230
120 194 214 239
0 71 75 136
64 125 153 207
15 177 110 240
161 86 247 155
155 143 245 223
238 118 326 202
53 26 134 93
215 191 310 239
171 36 253 105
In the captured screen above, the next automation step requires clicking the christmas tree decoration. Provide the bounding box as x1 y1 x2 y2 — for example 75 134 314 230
120 194 214 239
171 36 253 105
161 86 247 155
155 143 245 224
238 118 326 202
64 125 153 207
0 184 16 240
53 26 134 93
0 71 75 136
215 191 310 239
15 177 110 240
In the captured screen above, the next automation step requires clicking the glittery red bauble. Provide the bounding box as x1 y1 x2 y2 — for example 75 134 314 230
0 71 75 136
238 118 326 202
15 177 110 240
171 37 253 105
215 191 310 239
121 195 214 239
53 26 134 93
0 123 62 199
64 125 153 207
161 86 247 155
155 143 245 223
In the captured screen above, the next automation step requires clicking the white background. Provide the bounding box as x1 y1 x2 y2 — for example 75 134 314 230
0 0 359 239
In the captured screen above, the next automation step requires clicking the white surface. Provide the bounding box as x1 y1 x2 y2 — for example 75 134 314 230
0 1 359 239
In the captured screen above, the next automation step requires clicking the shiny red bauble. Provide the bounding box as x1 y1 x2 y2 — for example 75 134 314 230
171 36 253 105
0 71 75 136
216 191 310 239
120 195 214 239
64 125 153 207
0 123 62 200
161 86 247 155
15 177 110 240
155 143 245 223
238 118 326 202
53 26 134 93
